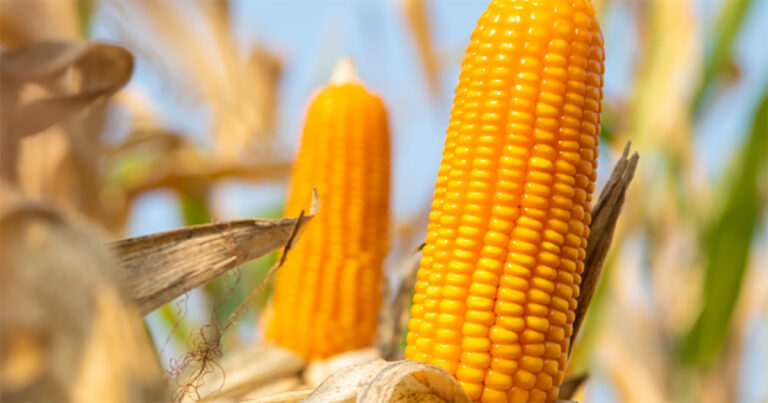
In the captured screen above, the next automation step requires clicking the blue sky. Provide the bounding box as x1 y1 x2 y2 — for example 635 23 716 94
93 1 768 400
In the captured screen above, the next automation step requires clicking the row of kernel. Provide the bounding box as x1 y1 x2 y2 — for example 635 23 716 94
405 42 473 362
273 89 334 356
418 55 482 361
537 4 604 397
519 20 582 401
451 18 526 401
429 36 495 374
461 9 546 403
421 7 507 367
526 4 595 398
422 5 508 373
487 4 577 401
479 4 557 402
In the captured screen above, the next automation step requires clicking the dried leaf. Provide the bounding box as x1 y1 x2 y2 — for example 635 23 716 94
184 345 305 403
0 181 167 402
0 40 133 181
558 373 588 400
275 359 471 403
378 252 420 361
303 347 381 388
571 142 640 349
0 0 79 48
1 40 134 137
102 1 282 161
400 0 440 97
111 190 320 315
249 389 312 403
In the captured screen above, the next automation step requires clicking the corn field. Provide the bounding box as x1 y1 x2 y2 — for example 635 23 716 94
1 1 766 402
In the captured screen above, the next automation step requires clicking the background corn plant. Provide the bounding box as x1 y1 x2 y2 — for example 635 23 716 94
1 0 766 402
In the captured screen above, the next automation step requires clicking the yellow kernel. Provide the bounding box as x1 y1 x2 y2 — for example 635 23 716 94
496 316 526 332
497 286 526 303
544 342 562 358
460 381 483 401
528 289 552 305
430 358 458 375
543 359 560 376
443 285 468 299
522 329 546 343
492 343 522 359
527 303 550 317
470 282 497 298
481 387 508 403
490 325 519 343
466 310 495 326
433 344 461 360
462 337 491 352
461 351 491 368
524 343 546 356
495 300 524 317
509 389 530 403
515 369 537 389
438 300 465 315
537 373 554 390
457 364 485 383
530 389 548 403
491 357 518 373
485 370 514 390
466 296 493 310
527 316 550 332
499 274 528 291
521 355 544 373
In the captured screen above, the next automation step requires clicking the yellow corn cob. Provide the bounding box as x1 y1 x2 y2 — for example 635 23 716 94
266 60 390 360
405 1 604 402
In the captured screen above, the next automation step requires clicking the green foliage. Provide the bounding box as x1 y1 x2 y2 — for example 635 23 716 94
77 0 94 38
692 0 753 118
179 191 211 226
681 85 768 366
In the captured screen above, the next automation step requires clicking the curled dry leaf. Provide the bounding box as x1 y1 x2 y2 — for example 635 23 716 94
0 40 134 180
0 40 134 137
111 190 320 315
255 359 471 403
0 181 167 402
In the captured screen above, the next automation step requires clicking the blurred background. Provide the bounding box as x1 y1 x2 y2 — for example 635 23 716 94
1 0 766 402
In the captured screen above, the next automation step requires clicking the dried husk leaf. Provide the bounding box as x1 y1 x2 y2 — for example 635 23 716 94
0 181 167 402
184 345 305 403
254 359 470 403
303 347 381 388
400 0 439 96
571 142 640 345
1 40 133 228
557 373 588 401
111 190 320 315
378 252 420 361
0 40 133 139
102 0 282 161
0 0 79 49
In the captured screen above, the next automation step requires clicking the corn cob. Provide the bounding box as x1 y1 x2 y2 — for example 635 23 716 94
405 1 604 402
266 59 390 360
